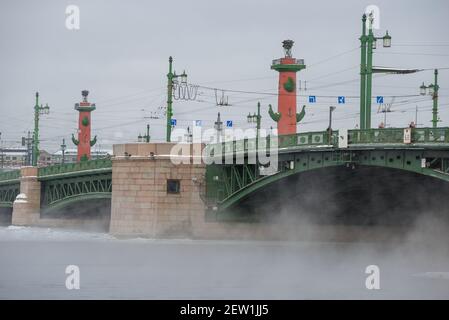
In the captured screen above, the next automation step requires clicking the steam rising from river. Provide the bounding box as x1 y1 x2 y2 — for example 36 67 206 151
1 166 449 299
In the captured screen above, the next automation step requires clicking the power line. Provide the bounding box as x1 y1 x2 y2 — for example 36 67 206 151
307 47 359 68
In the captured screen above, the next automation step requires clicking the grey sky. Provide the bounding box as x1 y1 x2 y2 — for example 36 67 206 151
1 0 448 153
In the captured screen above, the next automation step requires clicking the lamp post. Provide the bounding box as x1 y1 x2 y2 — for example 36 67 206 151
247 102 262 153
420 69 440 128
359 13 392 130
214 112 223 143
328 106 336 144
166 57 191 142
185 126 193 143
0 132 3 169
138 124 151 143
21 131 33 165
60 138 66 164
32 92 50 166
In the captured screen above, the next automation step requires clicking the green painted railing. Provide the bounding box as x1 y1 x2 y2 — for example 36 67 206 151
205 127 449 156
348 127 449 144
38 158 112 178
0 169 21 182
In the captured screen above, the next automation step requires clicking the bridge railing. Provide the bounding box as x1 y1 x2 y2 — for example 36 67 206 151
0 169 21 183
348 127 449 144
348 128 404 144
204 131 337 157
280 130 337 148
38 158 112 178
205 127 449 156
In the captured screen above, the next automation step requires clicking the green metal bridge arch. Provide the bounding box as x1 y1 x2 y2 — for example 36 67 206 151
213 161 449 212
38 159 112 211
0 170 21 208
205 127 449 212
0 159 113 210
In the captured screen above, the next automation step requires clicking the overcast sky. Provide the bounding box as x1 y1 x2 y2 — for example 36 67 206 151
1 0 448 153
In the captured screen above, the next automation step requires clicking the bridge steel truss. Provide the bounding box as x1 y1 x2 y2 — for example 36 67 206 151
0 170 21 208
38 159 112 210
205 127 449 214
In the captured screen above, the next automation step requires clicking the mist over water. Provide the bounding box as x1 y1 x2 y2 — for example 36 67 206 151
0 224 448 299
1 167 449 299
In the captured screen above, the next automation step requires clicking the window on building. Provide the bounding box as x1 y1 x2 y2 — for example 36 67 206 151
167 179 181 194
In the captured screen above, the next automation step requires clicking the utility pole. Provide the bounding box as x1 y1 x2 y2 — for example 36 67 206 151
27 131 32 165
61 138 66 164
328 106 336 144
359 13 392 129
138 124 151 143
166 56 174 142
21 131 33 166
433 69 439 128
32 92 50 166
146 124 150 143
214 112 223 143
184 126 193 143
359 14 367 130
0 132 3 170
166 57 191 142
415 105 419 128
420 69 440 128
247 102 262 154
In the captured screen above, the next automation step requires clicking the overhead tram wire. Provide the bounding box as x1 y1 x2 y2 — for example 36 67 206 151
195 84 423 101
306 47 359 68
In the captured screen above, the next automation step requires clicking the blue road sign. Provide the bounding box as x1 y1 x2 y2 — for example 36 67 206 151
309 96 316 103
226 120 233 128
338 96 345 104
171 119 177 126
195 120 202 126
376 96 384 104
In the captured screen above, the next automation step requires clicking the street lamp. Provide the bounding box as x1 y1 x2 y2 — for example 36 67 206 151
328 106 336 144
359 13 392 130
383 31 392 48
420 83 427 96
185 126 193 143
428 84 435 96
138 124 151 142
60 138 66 164
32 92 50 166
247 102 262 154
166 57 191 142
214 112 223 143
419 69 440 128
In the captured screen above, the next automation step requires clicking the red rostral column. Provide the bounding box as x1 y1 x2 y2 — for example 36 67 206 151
72 90 97 162
269 40 306 135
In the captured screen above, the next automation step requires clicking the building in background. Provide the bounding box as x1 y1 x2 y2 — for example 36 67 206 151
0 148 28 169
52 149 111 164
38 150 53 167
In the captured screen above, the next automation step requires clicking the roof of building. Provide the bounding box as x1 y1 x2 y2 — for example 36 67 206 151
52 149 112 156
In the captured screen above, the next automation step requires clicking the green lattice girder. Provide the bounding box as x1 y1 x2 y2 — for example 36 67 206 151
41 172 112 209
0 183 20 208
207 148 449 211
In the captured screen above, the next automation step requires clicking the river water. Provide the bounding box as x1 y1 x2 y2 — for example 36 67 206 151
0 226 448 299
